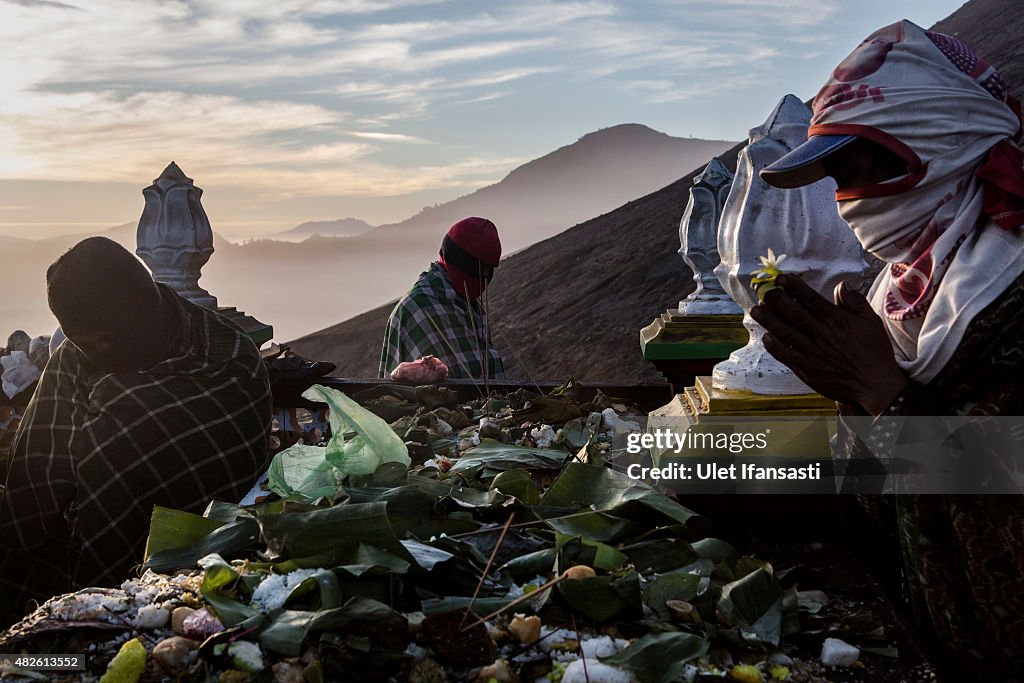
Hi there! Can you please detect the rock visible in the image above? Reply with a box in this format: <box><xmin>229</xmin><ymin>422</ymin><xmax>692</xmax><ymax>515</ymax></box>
<box><xmin>181</xmin><ymin>607</ymin><xmax>223</xmax><ymax>640</ymax></box>
<box><xmin>477</xmin><ymin>659</ymin><xmax>517</xmax><ymax>682</ymax></box>
<box><xmin>272</xmin><ymin>659</ymin><xmax>305</xmax><ymax>683</ymax></box>
<box><xmin>530</xmin><ymin>425</ymin><xmax>557</xmax><ymax>448</ymax></box>
<box><xmin>171</xmin><ymin>606</ymin><xmax>195</xmax><ymax>635</ymax></box>
<box><xmin>228</xmin><ymin>641</ymin><xmax>265</xmax><ymax>673</ymax></box>
<box><xmin>479</xmin><ymin>418</ymin><xmax>502</xmax><ymax>440</ymax></box>
<box><xmin>820</xmin><ymin>637</ymin><xmax>859</xmax><ymax>667</ymax></box>
<box><xmin>152</xmin><ymin>636</ymin><xmax>198</xmax><ymax>673</ymax></box>
<box><xmin>562</xmin><ymin>565</ymin><xmax>597</xmax><ymax>580</ymax></box>
<box><xmin>601</xmin><ymin>408</ymin><xmax>640</xmax><ymax>435</ymax></box>
<box><xmin>133</xmin><ymin>603</ymin><xmax>169</xmax><ymax>629</ymax></box>
<box><xmin>508</xmin><ymin>614</ymin><xmax>542</xmax><ymax>645</ymax></box>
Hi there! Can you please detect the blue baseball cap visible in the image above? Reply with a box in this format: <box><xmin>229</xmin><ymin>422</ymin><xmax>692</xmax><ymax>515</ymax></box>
<box><xmin>759</xmin><ymin>134</ymin><xmax>858</xmax><ymax>188</ymax></box>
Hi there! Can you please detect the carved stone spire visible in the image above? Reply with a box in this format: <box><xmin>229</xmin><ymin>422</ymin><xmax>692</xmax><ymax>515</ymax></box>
<box><xmin>136</xmin><ymin>162</ymin><xmax>217</xmax><ymax>308</ymax></box>
<box><xmin>678</xmin><ymin>158</ymin><xmax>741</xmax><ymax>314</ymax></box>
<box><xmin>712</xmin><ymin>95</ymin><xmax>870</xmax><ymax>394</ymax></box>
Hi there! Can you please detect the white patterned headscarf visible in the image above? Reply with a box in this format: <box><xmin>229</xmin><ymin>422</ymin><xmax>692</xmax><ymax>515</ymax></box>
<box><xmin>808</xmin><ymin>20</ymin><xmax>1024</xmax><ymax>383</ymax></box>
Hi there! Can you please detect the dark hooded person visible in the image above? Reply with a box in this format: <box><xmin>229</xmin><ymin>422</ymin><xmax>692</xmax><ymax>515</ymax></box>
<box><xmin>380</xmin><ymin>217</ymin><xmax>504</xmax><ymax>380</ymax></box>
<box><xmin>753</xmin><ymin>21</ymin><xmax>1024</xmax><ymax>678</ymax></box>
<box><xmin>0</xmin><ymin>237</ymin><xmax>272</xmax><ymax>626</ymax></box>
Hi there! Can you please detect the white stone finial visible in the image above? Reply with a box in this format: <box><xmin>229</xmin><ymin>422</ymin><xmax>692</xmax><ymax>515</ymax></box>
<box><xmin>678</xmin><ymin>158</ymin><xmax>741</xmax><ymax>315</ymax></box>
<box><xmin>136</xmin><ymin>161</ymin><xmax>217</xmax><ymax>308</ymax></box>
<box><xmin>712</xmin><ymin>95</ymin><xmax>869</xmax><ymax>394</ymax></box>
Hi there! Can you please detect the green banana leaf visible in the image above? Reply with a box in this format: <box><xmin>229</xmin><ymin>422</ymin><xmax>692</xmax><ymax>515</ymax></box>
<box><xmin>641</xmin><ymin>573</ymin><xmax>704</xmax><ymax>621</ymax></box>
<box><xmin>621</xmin><ymin>539</ymin><xmax>700</xmax><ymax>575</ymax></box>
<box><xmin>143</xmin><ymin>506</ymin><xmax>224</xmax><ymax>560</ymax></box>
<box><xmin>717</xmin><ymin>565</ymin><xmax>800</xmax><ymax>646</ymax></box>
<box><xmin>449</xmin><ymin>439</ymin><xmax>569</xmax><ymax>479</ymax></box>
<box><xmin>258</xmin><ymin>501</ymin><xmax>410</xmax><ymax>561</ymax></box>
<box><xmin>542</xmin><ymin>462</ymin><xmax>706</xmax><ymax>534</ymax></box>
<box><xmin>555</xmin><ymin>533</ymin><xmax>628</xmax><ymax>571</ymax></box>
<box><xmin>144</xmin><ymin>517</ymin><xmax>260</xmax><ymax>574</ymax></box>
<box><xmin>198</xmin><ymin>553</ymin><xmax>260</xmax><ymax>626</ymax></box>
<box><xmin>489</xmin><ymin>469</ymin><xmax>541</xmax><ymax>505</ymax></box>
<box><xmin>601</xmin><ymin>631</ymin><xmax>710</xmax><ymax>683</ymax></box>
<box><xmin>258</xmin><ymin>609</ymin><xmax>314</xmax><ymax>656</ymax></box>
<box><xmin>556</xmin><ymin>571</ymin><xmax>642</xmax><ymax>623</ymax></box>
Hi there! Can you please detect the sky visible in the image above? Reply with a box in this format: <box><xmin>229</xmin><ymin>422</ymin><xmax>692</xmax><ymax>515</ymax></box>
<box><xmin>0</xmin><ymin>0</ymin><xmax>965</xmax><ymax>240</ymax></box>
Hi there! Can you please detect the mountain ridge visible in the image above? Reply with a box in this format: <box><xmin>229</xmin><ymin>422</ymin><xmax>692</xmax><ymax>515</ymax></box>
<box><xmin>0</xmin><ymin>124</ymin><xmax>734</xmax><ymax>343</ymax></box>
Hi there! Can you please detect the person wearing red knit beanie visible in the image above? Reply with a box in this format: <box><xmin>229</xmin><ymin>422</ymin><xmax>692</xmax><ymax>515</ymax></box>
<box><xmin>380</xmin><ymin>217</ymin><xmax>505</xmax><ymax>380</ymax></box>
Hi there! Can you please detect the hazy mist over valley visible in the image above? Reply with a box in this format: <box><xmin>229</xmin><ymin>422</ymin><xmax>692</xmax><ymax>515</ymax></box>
<box><xmin>1</xmin><ymin>125</ymin><xmax>732</xmax><ymax>344</ymax></box>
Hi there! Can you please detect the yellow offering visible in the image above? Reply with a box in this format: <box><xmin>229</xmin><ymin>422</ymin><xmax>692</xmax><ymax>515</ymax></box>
<box><xmin>99</xmin><ymin>638</ymin><xmax>147</xmax><ymax>683</ymax></box>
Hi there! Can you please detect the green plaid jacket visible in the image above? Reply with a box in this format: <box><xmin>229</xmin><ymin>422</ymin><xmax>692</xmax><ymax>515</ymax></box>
<box><xmin>380</xmin><ymin>262</ymin><xmax>504</xmax><ymax>380</ymax></box>
<box><xmin>0</xmin><ymin>285</ymin><xmax>271</xmax><ymax>624</ymax></box>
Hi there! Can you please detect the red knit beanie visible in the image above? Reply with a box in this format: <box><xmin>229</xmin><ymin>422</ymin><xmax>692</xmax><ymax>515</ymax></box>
<box><xmin>447</xmin><ymin>217</ymin><xmax>500</xmax><ymax>265</ymax></box>
<box><xmin>439</xmin><ymin>217</ymin><xmax>501</xmax><ymax>300</ymax></box>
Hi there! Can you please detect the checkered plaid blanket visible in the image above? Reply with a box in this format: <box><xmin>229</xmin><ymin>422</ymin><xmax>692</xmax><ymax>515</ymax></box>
<box><xmin>0</xmin><ymin>285</ymin><xmax>271</xmax><ymax>624</ymax></box>
<box><xmin>379</xmin><ymin>262</ymin><xmax>504</xmax><ymax>380</ymax></box>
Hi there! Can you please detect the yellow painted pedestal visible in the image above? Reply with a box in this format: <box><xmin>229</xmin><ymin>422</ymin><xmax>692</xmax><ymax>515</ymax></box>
<box><xmin>647</xmin><ymin>376</ymin><xmax>837</xmax><ymax>462</ymax></box>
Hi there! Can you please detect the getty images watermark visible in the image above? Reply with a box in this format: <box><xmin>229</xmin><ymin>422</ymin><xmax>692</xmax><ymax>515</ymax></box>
<box><xmin>622</xmin><ymin>428</ymin><xmax>822</xmax><ymax>483</ymax></box>
<box><xmin>612</xmin><ymin>417</ymin><xmax>1024</xmax><ymax>494</ymax></box>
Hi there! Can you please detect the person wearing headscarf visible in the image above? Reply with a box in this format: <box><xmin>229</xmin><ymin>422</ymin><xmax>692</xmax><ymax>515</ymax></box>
<box><xmin>4</xmin><ymin>331</ymin><xmax>30</xmax><ymax>357</ymax></box>
<box><xmin>0</xmin><ymin>237</ymin><xmax>272</xmax><ymax>627</ymax></box>
<box><xmin>380</xmin><ymin>217</ymin><xmax>505</xmax><ymax>380</ymax></box>
<box><xmin>752</xmin><ymin>20</ymin><xmax>1024</xmax><ymax>678</ymax></box>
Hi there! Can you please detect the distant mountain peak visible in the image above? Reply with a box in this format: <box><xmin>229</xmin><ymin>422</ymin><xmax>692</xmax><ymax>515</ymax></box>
<box><xmin>271</xmin><ymin>217</ymin><xmax>375</xmax><ymax>241</ymax></box>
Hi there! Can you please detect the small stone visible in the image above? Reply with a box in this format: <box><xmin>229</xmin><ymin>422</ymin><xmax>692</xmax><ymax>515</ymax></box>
<box><xmin>477</xmin><ymin>659</ymin><xmax>516</xmax><ymax>682</ymax></box>
<box><xmin>181</xmin><ymin>607</ymin><xmax>223</xmax><ymax>640</ymax></box>
<box><xmin>134</xmin><ymin>604</ymin><xmax>169</xmax><ymax>629</ymax></box>
<box><xmin>152</xmin><ymin>636</ymin><xmax>198</xmax><ymax>673</ymax></box>
<box><xmin>820</xmin><ymin>637</ymin><xmax>860</xmax><ymax>667</ymax></box>
<box><xmin>479</xmin><ymin>418</ymin><xmax>502</xmax><ymax>440</ymax></box>
<box><xmin>272</xmin><ymin>659</ymin><xmax>305</xmax><ymax>683</ymax></box>
<box><xmin>228</xmin><ymin>640</ymin><xmax>265</xmax><ymax>673</ymax></box>
<box><xmin>508</xmin><ymin>614</ymin><xmax>542</xmax><ymax>645</ymax></box>
<box><xmin>171</xmin><ymin>606</ymin><xmax>196</xmax><ymax>635</ymax></box>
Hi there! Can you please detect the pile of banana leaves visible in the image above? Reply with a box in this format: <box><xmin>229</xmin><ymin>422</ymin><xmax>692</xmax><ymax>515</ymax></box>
<box><xmin>0</xmin><ymin>383</ymin><xmax>894</xmax><ymax>683</ymax></box>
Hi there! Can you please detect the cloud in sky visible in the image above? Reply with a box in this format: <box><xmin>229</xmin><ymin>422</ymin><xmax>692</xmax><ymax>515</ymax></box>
<box><xmin>0</xmin><ymin>0</ymin><xmax>965</xmax><ymax>228</ymax></box>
